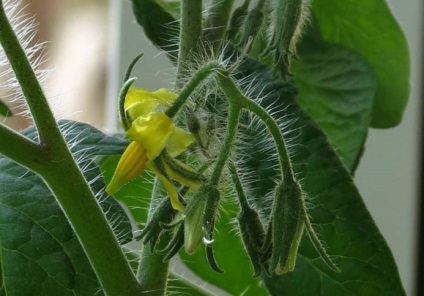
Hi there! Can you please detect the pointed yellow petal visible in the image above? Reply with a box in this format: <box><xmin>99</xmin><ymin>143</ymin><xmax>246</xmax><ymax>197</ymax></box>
<box><xmin>148</xmin><ymin>163</ymin><xmax>185</xmax><ymax>212</ymax></box>
<box><xmin>127</xmin><ymin>112</ymin><xmax>175</xmax><ymax>160</ymax></box>
<box><xmin>106</xmin><ymin>141</ymin><xmax>148</xmax><ymax>195</ymax></box>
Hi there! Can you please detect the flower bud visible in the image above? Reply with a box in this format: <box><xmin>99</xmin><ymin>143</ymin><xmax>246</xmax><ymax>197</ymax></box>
<box><xmin>238</xmin><ymin>205</ymin><xmax>266</xmax><ymax>277</ymax></box>
<box><xmin>184</xmin><ymin>185</ymin><xmax>220</xmax><ymax>254</ymax></box>
<box><xmin>270</xmin><ymin>176</ymin><xmax>304</xmax><ymax>274</ymax></box>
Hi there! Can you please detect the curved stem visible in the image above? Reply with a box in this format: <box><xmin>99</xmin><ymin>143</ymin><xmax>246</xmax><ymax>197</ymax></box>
<box><xmin>209</xmin><ymin>103</ymin><xmax>241</xmax><ymax>186</ymax></box>
<box><xmin>166</xmin><ymin>62</ymin><xmax>222</xmax><ymax>118</ymax></box>
<box><xmin>216</xmin><ymin>75</ymin><xmax>294</xmax><ymax>179</ymax></box>
<box><xmin>0</xmin><ymin>123</ymin><xmax>47</xmax><ymax>171</ymax></box>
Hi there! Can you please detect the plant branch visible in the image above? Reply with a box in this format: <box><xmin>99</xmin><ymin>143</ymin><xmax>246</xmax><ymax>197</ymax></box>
<box><xmin>166</xmin><ymin>62</ymin><xmax>221</xmax><ymax>118</ymax></box>
<box><xmin>0</xmin><ymin>3</ymin><xmax>59</xmax><ymax>144</ymax></box>
<box><xmin>0</xmin><ymin>122</ymin><xmax>47</xmax><ymax>171</ymax></box>
<box><xmin>217</xmin><ymin>74</ymin><xmax>294</xmax><ymax>179</ymax></box>
<box><xmin>204</xmin><ymin>0</ymin><xmax>235</xmax><ymax>53</ymax></box>
<box><xmin>209</xmin><ymin>102</ymin><xmax>241</xmax><ymax>186</ymax></box>
<box><xmin>176</xmin><ymin>0</ymin><xmax>203</xmax><ymax>85</ymax></box>
<box><xmin>137</xmin><ymin>179</ymin><xmax>171</xmax><ymax>296</ymax></box>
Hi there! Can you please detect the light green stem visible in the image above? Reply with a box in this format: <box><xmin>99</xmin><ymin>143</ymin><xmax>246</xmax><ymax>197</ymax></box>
<box><xmin>204</xmin><ymin>0</ymin><xmax>235</xmax><ymax>53</ymax></box>
<box><xmin>0</xmin><ymin>123</ymin><xmax>47</xmax><ymax>171</ymax></box>
<box><xmin>137</xmin><ymin>180</ymin><xmax>170</xmax><ymax>296</ymax></box>
<box><xmin>0</xmin><ymin>3</ymin><xmax>141</xmax><ymax>295</ymax></box>
<box><xmin>166</xmin><ymin>62</ymin><xmax>220</xmax><ymax>118</ymax></box>
<box><xmin>176</xmin><ymin>0</ymin><xmax>203</xmax><ymax>85</ymax></box>
<box><xmin>217</xmin><ymin>75</ymin><xmax>294</xmax><ymax>179</ymax></box>
<box><xmin>209</xmin><ymin>102</ymin><xmax>241</xmax><ymax>186</ymax></box>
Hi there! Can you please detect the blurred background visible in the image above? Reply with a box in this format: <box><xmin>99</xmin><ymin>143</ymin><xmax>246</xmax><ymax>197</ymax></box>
<box><xmin>0</xmin><ymin>0</ymin><xmax>422</xmax><ymax>295</ymax></box>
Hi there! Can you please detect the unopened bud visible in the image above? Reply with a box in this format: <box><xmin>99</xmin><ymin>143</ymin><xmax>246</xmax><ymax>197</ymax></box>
<box><xmin>184</xmin><ymin>185</ymin><xmax>220</xmax><ymax>254</ymax></box>
<box><xmin>270</xmin><ymin>176</ymin><xmax>304</xmax><ymax>274</ymax></box>
<box><xmin>238</xmin><ymin>205</ymin><xmax>266</xmax><ymax>277</ymax></box>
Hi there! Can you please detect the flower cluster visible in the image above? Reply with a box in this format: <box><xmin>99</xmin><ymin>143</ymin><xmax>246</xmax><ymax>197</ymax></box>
<box><xmin>106</xmin><ymin>87</ymin><xmax>198</xmax><ymax>211</ymax></box>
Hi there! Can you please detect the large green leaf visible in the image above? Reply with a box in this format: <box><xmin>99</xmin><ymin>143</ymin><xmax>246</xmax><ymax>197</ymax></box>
<box><xmin>311</xmin><ymin>0</ymin><xmax>409</xmax><ymax>128</ymax></box>
<box><xmin>0</xmin><ymin>121</ymin><xmax>132</xmax><ymax>295</ymax></box>
<box><xmin>178</xmin><ymin>58</ymin><xmax>405</xmax><ymax>295</ymax></box>
<box><xmin>131</xmin><ymin>0</ymin><xmax>179</xmax><ymax>62</ymax></box>
<box><xmin>0</xmin><ymin>100</ymin><xmax>11</xmax><ymax>117</ymax></box>
<box><xmin>292</xmin><ymin>32</ymin><xmax>377</xmax><ymax>171</ymax></box>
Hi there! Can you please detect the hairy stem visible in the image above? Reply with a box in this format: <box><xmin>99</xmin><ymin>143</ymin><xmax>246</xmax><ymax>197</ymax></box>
<box><xmin>176</xmin><ymin>0</ymin><xmax>203</xmax><ymax>86</ymax></box>
<box><xmin>217</xmin><ymin>75</ymin><xmax>294</xmax><ymax>179</ymax></box>
<box><xmin>209</xmin><ymin>102</ymin><xmax>241</xmax><ymax>186</ymax></box>
<box><xmin>166</xmin><ymin>62</ymin><xmax>220</xmax><ymax>118</ymax></box>
<box><xmin>137</xmin><ymin>180</ymin><xmax>170</xmax><ymax>296</ymax></box>
<box><xmin>0</xmin><ymin>123</ymin><xmax>47</xmax><ymax>171</ymax></box>
<box><xmin>0</xmin><ymin>3</ymin><xmax>141</xmax><ymax>295</ymax></box>
<box><xmin>204</xmin><ymin>0</ymin><xmax>235</xmax><ymax>53</ymax></box>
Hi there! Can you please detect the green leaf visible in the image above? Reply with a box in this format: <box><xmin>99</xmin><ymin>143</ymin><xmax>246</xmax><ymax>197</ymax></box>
<box><xmin>0</xmin><ymin>100</ymin><xmax>12</xmax><ymax>117</ymax></box>
<box><xmin>237</xmin><ymin>58</ymin><xmax>406</xmax><ymax>295</ymax></box>
<box><xmin>311</xmin><ymin>0</ymin><xmax>409</xmax><ymax>128</ymax></box>
<box><xmin>291</xmin><ymin>31</ymin><xmax>377</xmax><ymax>171</ymax></box>
<box><xmin>131</xmin><ymin>0</ymin><xmax>179</xmax><ymax>62</ymax></box>
<box><xmin>0</xmin><ymin>121</ymin><xmax>133</xmax><ymax>295</ymax></box>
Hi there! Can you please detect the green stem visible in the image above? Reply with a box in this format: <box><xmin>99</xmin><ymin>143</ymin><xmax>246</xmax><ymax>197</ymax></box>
<box><xmin>209</xmin><ymin>102</ymin><xmax>241</xmax><ymax>186</ymax></box>
<box><xmin>0</xmin><ymin>3</ymin><xmax>141</xmax><ymax>295</ymax></box>
<box><xmin>217</xmin><ymin>75</ymin><xmax>294</xmax><ymax>179</ymax></box>
<box><xmin>176</xmin><ymin>0</ymin><xmax>203</xmax><ymax>85</ymax></box>
<box><xmin>228</xmin><ymin>161</ymin><xmax>250</xmax><ymax>209</ymax></box>
<box><xmin>0</xmin><ymin>123</ymin><xmax>47</xmax><ymax>171</ymax></box>
<box><xmin>0</xmin><ymin>3</ymin><xmax>59</xmax><ymax>144</ymax></box>
<box><xmin>204</xmin><ymin>0</ymin><xmax>235</xmax><ymax>53</ymax></box>
<box><xmin>137</xmin><ymin>180</ymin><xmax>170</xmax><ymax>296</ymax></box>
<box><xmin>166</xmin><ymin>62</ymin><xmax>221</xmax><ymax>118</ymax></box>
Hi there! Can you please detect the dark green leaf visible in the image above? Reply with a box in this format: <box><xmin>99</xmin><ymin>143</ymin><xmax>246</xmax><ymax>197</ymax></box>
<box><xmin>131</xmin><ymin>0</ymin><xmax>179</xmax><ymax>62</ymax></box>
<box><xmin>311</xmin><ymin>0</ymin><xmax>409</xmax><ymax>128</ymax></box>
<box><xmin>237</xmin><ymin>58</ymin><xmax>405</xmax><ymax>295</ymax></box>
<box><xmin>0</xmin><ymin>100</ymin><xmax>12</xmax><ymax>117</ymax></box>
<box><xmin>0</xmin><ymin>121</ymin><xmax>133</xmax><ymax>295</ymax></box>
<box><xmin>292</xmin><ymin>31</ymin><xmax>377</xmax><ymax>171</ymax></box>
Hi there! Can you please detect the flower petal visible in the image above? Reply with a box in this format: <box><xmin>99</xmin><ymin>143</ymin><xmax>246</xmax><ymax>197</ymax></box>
<box><xmin>125</xmin><ymin>87</ymin><xmax>177</xmax><ymax>120</ymax></box>
<box><xmin>166</xmin><ymin>127</ymin><xmax>195</xmax><ymax>157</ymax></box>
<box><xmin>106</xmin><ymin>141</ymin><xmax>148</xmax><ymax>195</ymax></box>
<box><xmin>127</xmin><ymin>112</ymin><xmax>175</xmax><ymax>160</ymax></box>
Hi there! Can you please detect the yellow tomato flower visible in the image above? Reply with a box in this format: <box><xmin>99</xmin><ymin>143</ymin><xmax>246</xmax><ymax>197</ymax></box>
<box><xmin>106</xmin><ymin>87</ymin><xmax>196</xmax><ymax>211</ymax></box>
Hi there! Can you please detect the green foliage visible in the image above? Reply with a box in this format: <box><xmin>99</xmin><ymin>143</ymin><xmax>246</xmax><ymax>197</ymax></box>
<box><xmin>0</xmin><ymin>121</ymin><xmax>132</xmax><ymax>295</ymax></box>
<box><xmin>292</xmin><ymin>30</ymin><xmax>377</xmax><ymax>171</ymax></box>
<box><xmin>312</xmin><ymin>0</ymin><xmax>410</xmax><ymax>128</ymax></box>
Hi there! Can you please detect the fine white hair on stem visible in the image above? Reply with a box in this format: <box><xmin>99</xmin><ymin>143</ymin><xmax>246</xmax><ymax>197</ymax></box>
<box><xmin>0</xmin><ymin>0</ymin><xmax>50</xmax><ymax>119</ymax></box>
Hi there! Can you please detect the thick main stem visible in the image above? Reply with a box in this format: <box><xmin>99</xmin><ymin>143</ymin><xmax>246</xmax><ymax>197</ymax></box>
<box><xmin>137</xmin><ymin>180</ymin><xmax>170</xmax><ymax>296</ymax></box>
